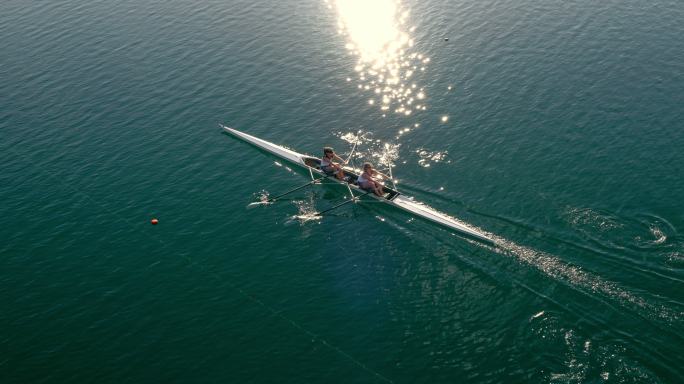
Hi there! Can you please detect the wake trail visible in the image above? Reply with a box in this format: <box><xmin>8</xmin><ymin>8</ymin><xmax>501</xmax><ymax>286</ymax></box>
<box><xmin>487</xmin><ymin>233</ymin><xmax>683</xmax><ymax>326</ymax></box>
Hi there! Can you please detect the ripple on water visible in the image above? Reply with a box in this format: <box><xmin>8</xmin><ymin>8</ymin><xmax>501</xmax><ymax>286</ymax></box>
<box><xmin>563</xmin><ymin>207</ymin><xmax>676</xmax><ymax>245</ymax></box>
<box><xmin>415</xmin><ymin>147</ymin><xmax>450</xmax><ymax>168</ymax></box>
<box><xmin>561</xmin><ymin>207</ymin><xmax>681</xmax><ymax>263</ymax></box>
<box><xmin>524</xmin><ymin>310</ymin><xmax>660</xmax><ymax>383</ymax></box>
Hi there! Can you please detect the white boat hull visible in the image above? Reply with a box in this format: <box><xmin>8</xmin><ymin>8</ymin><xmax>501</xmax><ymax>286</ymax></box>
<box><xmin>222</xmin><ymin>125</ymin><xmax>494</xmax><ymax>244</ymax></box>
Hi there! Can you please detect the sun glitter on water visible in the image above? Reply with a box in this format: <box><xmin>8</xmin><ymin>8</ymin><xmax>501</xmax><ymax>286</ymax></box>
<box><xmin>330</xmin><ymin>0</ymin><xmax>429</xmax><ymax>116</ymax></box>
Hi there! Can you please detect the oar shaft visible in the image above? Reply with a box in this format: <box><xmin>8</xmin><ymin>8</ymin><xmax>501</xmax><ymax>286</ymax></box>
<box><xmin>268</xmin><ymin>179</ymin><xmax>320</xmax><ymax>202</ymax></box>
<box><xmin>345</xmin><ymin>130</ymin><xmax>362</xmax><ymax>164</ymax></box>
<box><xmin>316</xmin><ymin>191</ymin><xmax>372</xmax><ymax>216</ymax></box>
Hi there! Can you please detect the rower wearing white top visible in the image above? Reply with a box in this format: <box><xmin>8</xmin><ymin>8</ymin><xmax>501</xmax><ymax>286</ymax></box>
<box><xmin>320</xmin><ymin>147</ymin><xmax>347</xmax><ymax>180</ymax></box>
<box><xmin>357</xmin><ymin>162</ymin><xmax>388</xmax><ymax>196</ymax></box>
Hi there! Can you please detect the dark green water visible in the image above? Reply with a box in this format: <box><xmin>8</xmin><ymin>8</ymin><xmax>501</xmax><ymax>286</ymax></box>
<box><xmin>2</xmin><ymin>0</ymin><xmax>683</xmax><ymax>382</ymax></box>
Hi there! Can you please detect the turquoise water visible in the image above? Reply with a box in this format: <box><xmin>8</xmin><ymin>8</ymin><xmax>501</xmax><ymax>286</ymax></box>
<box><xmin>1</xmin><ymin>0</ymin><xmax>683</xmax><ymax>382</ymax></box>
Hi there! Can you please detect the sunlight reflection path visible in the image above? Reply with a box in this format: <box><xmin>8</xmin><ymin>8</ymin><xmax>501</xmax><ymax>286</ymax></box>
<box><xmin>330</xmin><ymin>0</ymin><xmax>429</xmax><ymax>117</ymax></box>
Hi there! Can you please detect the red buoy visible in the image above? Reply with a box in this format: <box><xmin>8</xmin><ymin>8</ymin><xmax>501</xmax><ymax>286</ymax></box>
<box><xmin>151</xmin><ymin>218</ymin><xmax>159</xmax><ymax>225</ymax></box>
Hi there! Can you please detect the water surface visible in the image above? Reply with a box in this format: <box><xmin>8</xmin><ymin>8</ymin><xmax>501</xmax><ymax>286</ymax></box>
<box><xmin>1</xmin><ymin>0</ymin><xmax>683</xmax><ymax>382</ymax></box>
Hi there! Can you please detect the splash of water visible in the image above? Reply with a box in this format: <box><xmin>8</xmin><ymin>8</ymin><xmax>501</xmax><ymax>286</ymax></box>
<box><xmin>339</xmin><ymin>131</ymin><xmax>363</xmax><ymax>146</ymax></box>
<box><xmin>649</xmin><ymin>224</ymin><xmax>667</xmax><ymax>245</ymax></box>
<box><xmin>286</xmin><ymin>199</ymin><xmax>322</xmax><ymax>225</ymax></box>
<box><xmin>335</xmin><ymin>131</ymin><xmax>400</xmax><ymax>176</ymax></box>
<box><xmin>416</xmin><ymin>148</ymin><xmax>449</xmax><ymax>168</ymax></box>
<box><xmin>375</xmin><ymin>142</ymin><xmax>400</xmax><ymax>169</ymax></box>
<box><xmin>247</xmin><ymin>190</ymin><xmax>272</xmax><ymax>208</ymax></box>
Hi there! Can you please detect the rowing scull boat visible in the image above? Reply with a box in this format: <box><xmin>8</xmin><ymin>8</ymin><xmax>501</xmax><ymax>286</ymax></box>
<box><xmin>222</xmin><ymin>125</ymin><xmax>494</xmax><ymax>244</ymax></box>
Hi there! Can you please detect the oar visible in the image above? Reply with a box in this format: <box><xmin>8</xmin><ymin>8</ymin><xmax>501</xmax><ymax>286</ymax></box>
<box><xmin>315</xmin><ymin>190</ymin><xmax>372</xmax><ymax>216</ymax></box>
<box><xmin>344</xmin><ymin>130</ymin><xmax>362</xmax><ymax>164</ymax></box>
<box><xmin>385</xmin><ymin>165</ymin><xmax>396</xmax><ymax>191</ymax></box>
<box><xmin>266</xmin><ymin>178</ymin><xmax>321</xmax><ymax>202</ymax></box>
<box><xmin>341</xmin><ymin>130</ymin><xmax>362</xmax><ymax>200</ymax></box>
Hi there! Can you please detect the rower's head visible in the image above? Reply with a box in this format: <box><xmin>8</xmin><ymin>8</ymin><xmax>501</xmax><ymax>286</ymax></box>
<box><xmin>363</xmin><ymin>162</ymin><xmax>373</xmax><ymax>171</ymax></box>
<box><xmin>323</xmin><ymin>147</ymin><xmax>334</xmax><ymax>157</ymax></box>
